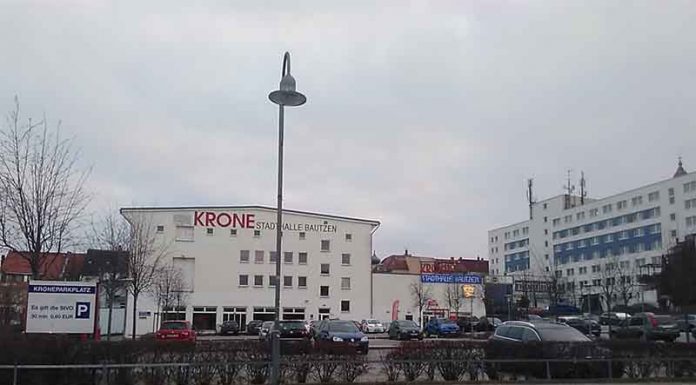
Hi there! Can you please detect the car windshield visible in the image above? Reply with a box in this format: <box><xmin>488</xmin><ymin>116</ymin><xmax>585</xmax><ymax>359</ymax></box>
<box><xmin>280</xmin><ymin>321</ymin><xmax>305</xmax><ymax>330</ymax></box>
<box><xmin>397</xmin><ymin>320</ymin><xmax>418</xmax><ymax>327</ymax></box>
<box><xmin>367</xmin><ymin>320</ymin><xmax>379</xmax><ymax>324</ymax></box>
<box><xmin>161</xmin><ymin>322</ymin><xmax>187</xmax><ymax>330</ymax></box>
<box><xmin>262</xmin><ymin>322</ymin><xmax>274</xmax><ymax>328</ymax></box>
<box><xmin>536</xmin><ymin>325</ymin><xmax>591</xmax><ymax>342</ymax></box>
<box><xmin>329</xmin><ymin>321</ymin><xmax>359</xmax><ymax>333</ymax></box>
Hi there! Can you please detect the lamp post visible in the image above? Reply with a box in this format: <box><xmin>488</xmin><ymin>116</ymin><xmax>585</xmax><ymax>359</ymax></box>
<box><xmin>268</xmin><ymin>52</ymin><xmax>306</xmax><ymax>385</ymax></box>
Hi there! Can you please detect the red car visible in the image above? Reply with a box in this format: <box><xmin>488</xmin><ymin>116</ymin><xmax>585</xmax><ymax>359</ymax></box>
<box><xmin>156</xmin><ymin>320</ymin><xmax>197</xmax><ymax>343</ymax></box>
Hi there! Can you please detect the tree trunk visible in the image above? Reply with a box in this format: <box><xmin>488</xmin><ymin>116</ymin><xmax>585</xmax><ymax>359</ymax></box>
<box><xmin>131</xmin><ymin>293</ymin><xmax>138</xmax><ymax>340</ymax></box>
<box><xmin>107</xmin><ymin>294</ymin><xmax>113</xmax><ymax>341</ymax></box>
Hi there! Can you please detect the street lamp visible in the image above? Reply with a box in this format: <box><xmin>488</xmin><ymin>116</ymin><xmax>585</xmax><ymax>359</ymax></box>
<box><xmin>268</xmin><ymin>52</ymin><xmax>306</xmax><ymax>385</ymax></box>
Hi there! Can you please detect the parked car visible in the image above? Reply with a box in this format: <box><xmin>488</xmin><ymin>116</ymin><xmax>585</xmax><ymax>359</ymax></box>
<box><xmin>219</xmin><ymin>320</ymin><xmax>240</xmax><ymax>335</ymax></box>
<box><xmin>246</xmin><ymin>320</ymin><xmax>264</xmax><ymax>335</ymax></box>
<box><xmin>361</xmin><ymin>319</ymin><xmax>386</xmax><ymax>333</ymax></box>
<box><xmin>599</xmin><ymin>312</ymin><xmax>630</xmax><ymax>326</ymax></box>
<box><xmin>277</xmin><ymin>320</ymin><xmax>310</xmax><ymax>339</ymax></box>
<box><xmin>425</xmin><ymin>318</ymin><xmax>460</xmax><ymax>337</ymax></box>
<box><xmin>259</xmin><ymin>321</ymin><xmax>274</xmax><ymax>340</ymax></box>
<box><xmin>558</xmin><ymin>316</ymin><xmax>601</xmax><ymax>337</ymax></box>
<box><xmin>388</xmin><ymin>320</ymin><xmax>423</xmax><ymax>340</ymax></box>
<box><xmin>611</xmin><ymin>312</ymin><xmax>680</xmax><ymax>342</ymax></box>
<box><xmin>474</xmin><ymin>317</ymin><xmax>502</xmax><ymax>332</ymax></box>
<box><xmin>487</xmin><ymin>321</ymin><xmax>619</xmax><ymax>379</ymax></box>
<box><xmin>456</xmin><ymin>316</ymin><xmax>479</xmax><ymax>333</ymax></box>
<box><xmin>675</xmin><ymin>314</ymin><xmax>696</xmax><ymax>332</ymax></box>
<box><xmin>314</xmin><ymin>320</ymin><xmax>369</xmax><ymax>354</ymax></box>
<box><xmin>155</xmin><ymin>320</ymin><xmax>197</xmax><ymax>343</ymax></box>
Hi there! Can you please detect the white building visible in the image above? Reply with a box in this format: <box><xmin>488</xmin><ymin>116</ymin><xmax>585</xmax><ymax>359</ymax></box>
<box><xmin>488</xmin><ymin>160</ymin><xmax>696</xmax><ymax>310</ymax></box>
<box><xmin>120</xmin><ymin>205</ymin><xmax>379</xmax><ymax>337</ymax></box>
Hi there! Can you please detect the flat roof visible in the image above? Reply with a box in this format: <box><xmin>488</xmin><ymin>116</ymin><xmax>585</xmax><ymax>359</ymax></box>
<box><xmin>120</xmin><ymin>205</ymin><xmax>381</xmax><ymax>226</ymax></box>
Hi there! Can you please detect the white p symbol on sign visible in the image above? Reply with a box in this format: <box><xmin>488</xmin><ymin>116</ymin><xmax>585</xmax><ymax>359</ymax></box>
<box><xmin>75</xmin><ymin>302</ymin><xmax>90</xmax><ymax>319</ymax></box>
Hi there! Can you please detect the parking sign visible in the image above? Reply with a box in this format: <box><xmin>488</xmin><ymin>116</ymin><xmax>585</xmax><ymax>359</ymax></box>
<box><xmin>26</xmin><ymin>281</ymin><xmax>97</xmax><ymax>334</ymax></box>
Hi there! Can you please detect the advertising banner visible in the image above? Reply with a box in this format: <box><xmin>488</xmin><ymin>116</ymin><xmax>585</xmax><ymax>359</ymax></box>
<box><xmin>26</xmin><ymin>280</ymin><xmax>97</xmax><ymax>334</ymax></box>
<box><xmin>420</xmin><ymin>274</ymin><xmax>482</xmax><ymax>284</ymax></box>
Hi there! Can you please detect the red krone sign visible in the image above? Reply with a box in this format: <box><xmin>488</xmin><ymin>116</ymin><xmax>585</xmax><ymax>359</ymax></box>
<box><xmin>193</xmin><ymin>211</ymin><xmax>256</xmax><ymax>229</ymax></box>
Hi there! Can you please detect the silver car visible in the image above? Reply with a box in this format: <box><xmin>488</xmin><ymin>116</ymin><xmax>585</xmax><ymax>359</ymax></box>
<box><xmin>259</xmin><ymin>321</ymin><xmax>274</xmax><ymax>340</ymax></box>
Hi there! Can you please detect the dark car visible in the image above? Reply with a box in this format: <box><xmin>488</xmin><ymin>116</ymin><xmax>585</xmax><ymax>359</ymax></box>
<box><xmin>456</xmin><ymin>316</ymin><xmax>479</xmax><ymax>333</ymax></box>
<box><xmin>425</xmin><ymin>318</ymin><xmax>460</xmax><ymax>337</ymax></box>
<box><xmin>155</xmin><ymin>320</ymin><xmax>197</xmax><ymax>343</ymax></box>
<box><xmin>612</xmin><ymin>312</ymin><xmax>680</xmax><ymax>342</ymax></box>
<box><xmin>246</xmin><ymin>320</ymin><xmax>264</xmax><ymax>335</ymax></box>
<box><xmin>314</xmin><ymin>320</ymin><xmax>368</xmax><ymax>354</ymax></box>
<box><xmin>599</xmin><ymin>312</ymin><xmax>630</xmax><ymax>326</ymax></box>
<box><xmin>559</xmin><ymin>316</ymin><xmax>601</xmax><ymax>337</ymax></box>
<box><xmin>219</xmin><ymin>320</ymin><xmax>240</xmax><ymax>335</ymax></box>
<box><xmin>277</xmin><ymin>320</ymin><xmax>310</xmax><ymax>339</ymax></box>
<box><xmin>487</xmin><ymin>321</ymin><xmax>620</xmax><ymax>379</ymax></box>
<box><xmin>474</xmin><ymin>317</ymin><xmax>502</xmax><ymax>332</ymax></box>
<box><xmin>310</xmin><ymin>319</ymin><xmax>325</xmax><ymax>339</ymax></box>
<box><xmin>388</xmin><ymin>320</ymin><xmax>423</xmax><ymax>340</ymax></box>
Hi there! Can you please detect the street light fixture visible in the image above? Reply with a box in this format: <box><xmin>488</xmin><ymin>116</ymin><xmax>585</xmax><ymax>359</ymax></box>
<box><xmin>268</xmin><ymin>52</ymin><xmax>306</xmax><ymax>385</ymax></box>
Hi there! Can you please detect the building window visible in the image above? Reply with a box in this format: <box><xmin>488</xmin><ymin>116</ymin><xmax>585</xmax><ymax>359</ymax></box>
<box><xmin>340</xmin><ymin>300</ymin><xmax>350</xmax><ymax>312</ymax></box>
<box><xmin>523</xmin><ymin>227</ymin><xmax>529</xmax><ymax>235</ymax></box>
<box><xmin>239</xmin><ymin>275</ymin><xmax>249</xmax><ymax>286</ymax></box>
<box><xmin>545</xmin><ymin>254</ymin><xmax>549</xmax><ymax>260</ymax></box>
<box><xmin>254</xmin><ymin>275</ymin><xmax>263</xmax><ymax>287</ymax></box>
<box><xmin>544</xmin><ymin>240</ymin><xmax>548</xmax><ymax>247</ymax></box>
<box><xmin>544</xmin><ymin>216</ymin><xmax>548</xmax><ymax>223</ymax></box>
<box><xmin>576</xmin><ymin>212</ymin><xmax>585</xmax><ymax>220</ymax></box>
<box><xmin>345</xmin><ymin>233</ymin><xmax>352</xmax><ymax>241</ymax></box>
<box><xmin>298</xmin><ymin>276</ymin><xmax>307</xmax><ymax>288</ymax></box>
<box><xmin>270</xmin><ymin>251</ymin><xmax>278</xmax><ymax>263</ymax></box>
<box><xmin>255</xmin><ymin>250</ymin><xmax>264</xmax><ymax>263</ymax></box>
<box><xmin>206</xmin><ymin>228</ymin><xmax>214</xmax><ymax>235</ymax></box>
<box><xmin>341</xmin><ymin>277</ymin><xmax>351</xmax><ymax>290</ymax></box>
<box><xmin>590</xmin><ymin>208</ymin><xmax>598</xmax><ymax>217</ymax></box>
<box><xmin>555</xmin><ymin>270</ymin><xmax>562</xmax><ymax>278</ymax></box>
<box><xmin>284</xmin><ymin>252</ymin><xmax>293</xmax><ymax>264</ymax></box>
<box><xmin>553</xmin><ymin>218</ymin><xmax>560</xmax><ymax>226</ymax></box>
<box><xmin>684</xmin><ymin>181</ymin><xmax>696</xmax><ymax>193</ymax></box>
<box><xmin>298</xmin><ymin>252</ymin><xmax>308</xmax><ymax>264</ymax></box>
<box><xmin>320</xmin><ymin>286</ymin><xmax>329</xmax><ymax>297</ymax></box>
<box><xmin>320</xmin><ymin>264</ymin><xmax>330</xmax><ymax>275</ymax></box>
<box><xmin>341</xmin><ymin>253</ymin><xmax>351</xmax><ymax>265</ymax></box>
<box><xmin>686</xmin><ymin>198</ymin><xmax>696</xmax><ymax>209</ymax></box>
<box><xmin>671</xmin><ymin>229</ymin><xmax>678</xmax><ymax>238</ymax></box>
<box><xmin>617</xmin><ymin>200</ymin><xmax>627</xmax><ymax>210</ymax></box>
<box><xmin>230</xmin><ymin>228</ymin><xmax>237</xmax><ymax>237</ymax></box>
<box><xmin>254</xmin><ymin>230</ymin><xmax>261</xmax><ymax>238</ymax></box>
<box><xmin>240</xmin><ymin>250</ymin><xmax>250</xmax><ymax>263</ymax></box>
<box><xmin>686</xmin><ymin>216</ymin><xmax>696</xmax><ymax>228</ymax></box>
<box><xmin>648</xmin><ymin>191</ymin><xmax>660</xmax><ymax>202</ymax></box>
<box><xmin>602</xmin><ymin>204</ymin><xmax>612</xmax><ymax>214</ymax></box>
<box><xmin>543</xmin><ymin>203</ymin><xmax>548</xmax><ymax>209</ymax></box>
<box><xmin>175</xmin><ymin>225</ymin><xmax>194</xmax><ymax>242</ymax></box>
<box><xmin>670</xmin><ymin>196</ymin><xmax>675</xmax><ymax>204</ymax></box>
<box><xmin>320</xmin><ymin>240</ymin><xmax>330</xmax><ymax>252</ymax></box>
<box><xmin>283</xmin><ymin>276</ymin><xmax>292</xmax><ymax>287</ymax></box>
<box><xmin>269</xmin><ymin>275</ymin><xmax>278</xmax><ymax>287</ymax></box>
<box><xmin>566</xmin><ymin>268</ymin><xmax>574</xmax><ymax>276</ymax></box>
<box><xmin>299</xmin><ymin>232</ymin><xmax>306</xmax><ymax>240</ymax></box>
<box><xmin>156</xmin><ymin>225</ymin><xmax>164</xmax><ymax>233</ymax></box>
<box><xmin>631</xmin><ymin>196</ymin><xmax>643</xmax><ymax>206</ymax></box>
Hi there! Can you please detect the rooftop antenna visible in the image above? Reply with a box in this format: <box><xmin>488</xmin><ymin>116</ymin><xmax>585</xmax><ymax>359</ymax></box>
<box><xmin>579</xmin><ymin>171</ymin><xmax>587</xmax><ymax>205</ymax></box>
<box><xmin>563</xmin><ymin>169</ymin><xmax>575</xmax><ymax>209</ymax></box>
<box><xmin>526</xmin><ymin>178</ymin><xmax>535</xmax><ymax>219</ymax></box>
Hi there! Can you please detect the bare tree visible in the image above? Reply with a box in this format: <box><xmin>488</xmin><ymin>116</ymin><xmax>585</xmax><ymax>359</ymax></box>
<box><xmin>409</xmin><ymin>281</ymin><xmax>432</xmax><ymax>326</ymax></box>
<box><xmin>93</xmin><ymin>212</ymin><xmax>168</xmax><ymax>339</ymax></box>
<box><xmin>0</xmin><ymin>99</ymin><xmax>89</xmax><ymax>278</ymax></box>
<box><xmin>442</xmin><ymin>283</ymin><xmax>461</xmax><ymax>317</ymax></box>
<box><xmin>151</xmin><ymin>263</ymin><xmax>188</xmax><ymax>325</ymax></box>
<box><xmin>597</xmin><ymin>258</ymin><xmax>620</xmax><ymax>313</ymax></box>
<box><xmin>615</xmin><ymin>264</ymin><xmax>639</xmax><ymax>308</ymax></box>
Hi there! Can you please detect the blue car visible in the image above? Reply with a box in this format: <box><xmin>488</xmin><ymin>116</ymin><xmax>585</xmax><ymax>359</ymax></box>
<box><xmin>314</xmin><ymin>320</ymin><xmax>369</xmax><ymax>354</ymax></box>
<box><xmin>425</xmin><ymin>318</ymin><xmax>460</xmax><ymax>337</ymax></box>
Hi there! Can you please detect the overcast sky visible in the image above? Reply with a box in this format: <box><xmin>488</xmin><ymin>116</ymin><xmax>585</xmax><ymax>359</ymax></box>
<box><xmin>2</xmin><ymin>1</ymin><xmax>695</xmax><ymax>259</ymax></box>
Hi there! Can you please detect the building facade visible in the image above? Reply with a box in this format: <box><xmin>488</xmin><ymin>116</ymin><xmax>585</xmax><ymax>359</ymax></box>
<box><xmin>372</xmin><ymin>252</ymin><xmax>489</xmax><ymax>324</ymax></box>
<box><xmin>120</xmin><ymin>206</ymin><xmax>379</xmax><ymax>337</ymax></box>
<box><xmin>488</xmin><ymin>161</ymin><xmax>696</xmax><ymax>310</ymax></box>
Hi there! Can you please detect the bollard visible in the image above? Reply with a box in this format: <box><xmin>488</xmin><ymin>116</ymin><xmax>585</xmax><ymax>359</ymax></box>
<box><xmin>546</xmin><ymin>361</ymin><xmax>551</xmax><ymax>379</ymax></box>
<box><xmin>13</xmin><ymin>365</ymin><xmax>17</xmax><ymax>385</ymax></box>
<box><xmin>607</xmin><ymin>359</ymin><xmax>613</xmax><ymax>379</ymax></box>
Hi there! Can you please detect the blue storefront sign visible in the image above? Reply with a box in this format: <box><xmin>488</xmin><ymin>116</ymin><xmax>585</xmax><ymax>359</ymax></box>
<box><xmin>420</xmin><ymin>274</ymin><xmax>482</xmax><ymax>284</ymax></box>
